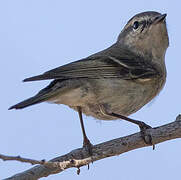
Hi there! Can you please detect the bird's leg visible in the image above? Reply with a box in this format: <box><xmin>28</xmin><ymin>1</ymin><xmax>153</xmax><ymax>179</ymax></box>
<box><xmin>110</xmin><ymin>112</ymin><xmax>155</xmax><ymax>149</ymax></box>
<box><xmin>100</xmin><ymin>105</ymin><xmax>155</xmax><ymax>149</ymax></box>
<box><xmin>77</xmin><ymin>106</ymin><xmax>93</xmax><ymax>155</ymax></box>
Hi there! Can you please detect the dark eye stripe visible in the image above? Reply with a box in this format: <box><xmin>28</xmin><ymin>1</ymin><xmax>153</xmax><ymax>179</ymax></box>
<box><xmin>140</xmin><ymin>20</ymin><xmax>146</xmax><ymax>32</ymax></box>
<box><xmin>119</xmin><ymin>19</ymin><xmax>149</xmax><ymax>39</ymax></box>
<box><xmin>133</xmin><ymin>20</ymin><xmax>147</xmax><ymax>32</ymax></box>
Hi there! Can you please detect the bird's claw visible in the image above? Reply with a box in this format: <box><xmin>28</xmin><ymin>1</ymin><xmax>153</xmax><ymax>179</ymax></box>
<box><xmin>139</xmin><ymin>122</ymin><xmax>155</xmax><ymax>150</ymax></box>
<box><xmin>83</xmin><ymin>138</ymin><xmax>93</xmax><ymax>156</ymax></box>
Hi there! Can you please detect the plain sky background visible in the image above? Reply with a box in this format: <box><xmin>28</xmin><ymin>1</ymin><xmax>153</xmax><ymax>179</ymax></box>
<box><xmin>0</xmin><ymin>0</ymin><xmax>181</xmax><ymax>179</ymax></box>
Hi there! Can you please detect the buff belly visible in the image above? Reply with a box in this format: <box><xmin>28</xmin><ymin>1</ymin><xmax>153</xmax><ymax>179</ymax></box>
<box><xmin>47</xmin><ymin>78</ymin><xmax>164</xmax><ymax>120</ymax></box>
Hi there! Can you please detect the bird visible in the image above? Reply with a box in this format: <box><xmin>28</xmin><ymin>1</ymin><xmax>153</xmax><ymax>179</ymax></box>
<box><xmin>9</xmin><ymin>11</ymin><xmax>169</xmax><ymax>154</ymax></box>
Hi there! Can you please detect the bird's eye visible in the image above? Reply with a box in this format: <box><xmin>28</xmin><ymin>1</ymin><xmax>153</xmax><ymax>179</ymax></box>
<box><xmin>133</xmin><ymin>21</ymin><xmax>139</xmax><ymax>30</ymax></box>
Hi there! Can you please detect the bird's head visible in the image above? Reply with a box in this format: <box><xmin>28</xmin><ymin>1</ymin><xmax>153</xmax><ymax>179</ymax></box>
<box><xmin>117</xmin><ymin>11</ymin><xmax>169</xmax><ymax>59</ymax></box>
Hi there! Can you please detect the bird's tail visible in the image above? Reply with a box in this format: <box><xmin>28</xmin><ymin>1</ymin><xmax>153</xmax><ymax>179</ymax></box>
<box><xmin>9</xmin><ymin>80</ymin><xmax>63</xmax><ymax>110</ymax></box>
<box><xmin>8</xmin><ymin>95</ymin><xmax>46</xmax><ymax>110</ymax></box>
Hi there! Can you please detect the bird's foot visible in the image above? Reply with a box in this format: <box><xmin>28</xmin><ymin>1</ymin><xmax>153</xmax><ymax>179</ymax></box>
<box><xmin>83</xmin><ymin>137</ymin><xmax>93</xmax><ymax>156</ymax></box>
<box><xmin>138</xmin><ymin>122</ymin><xmax>155</xmax><ymax>150</ymax></box>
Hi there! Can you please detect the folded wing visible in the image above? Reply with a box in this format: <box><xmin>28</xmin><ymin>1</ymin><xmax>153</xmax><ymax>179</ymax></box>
<box><xmin>23</xmin><ymin>51</ymin><xmax>159</xmax><ymax>82</ymax></box>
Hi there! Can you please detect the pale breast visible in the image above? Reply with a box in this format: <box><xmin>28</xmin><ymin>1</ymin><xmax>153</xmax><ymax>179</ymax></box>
<box><xmin>78</xmin><ymin>77</ymin><xmax>165</xmax><ymax>120</ymax></box>
<box><xmin>47</xmin><ymin>77</ymin><xmax>165</xmax><ymax>121</ymax></box>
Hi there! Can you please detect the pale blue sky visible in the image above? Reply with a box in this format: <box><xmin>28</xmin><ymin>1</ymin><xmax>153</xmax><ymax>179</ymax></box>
<box><xmin>0</xmin><ymin>0</ymin><xmax>181</xmax><ymax>179</ymax></box>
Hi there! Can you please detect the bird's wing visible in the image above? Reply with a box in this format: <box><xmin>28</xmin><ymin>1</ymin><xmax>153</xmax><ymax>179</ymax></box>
<box><xmin>23</xmin><ymin>54</ymin><xmax>159</xmax><ymax>82</ymax></box>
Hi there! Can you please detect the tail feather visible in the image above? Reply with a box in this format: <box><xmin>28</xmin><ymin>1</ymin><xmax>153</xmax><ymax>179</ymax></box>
<box><xmin>8</xmin><ymin>95</ymin><xmax>45</xmax><ymax>110</ymax></box>
<box><xmin>9</xmin><ymin>80</ymin><xmax>62</xmax><ymax>110</ymax></box>
<box><xmin>23</xmin><ymin>74</ymin><xmax>53</xmax><ymax>82</ymax></box>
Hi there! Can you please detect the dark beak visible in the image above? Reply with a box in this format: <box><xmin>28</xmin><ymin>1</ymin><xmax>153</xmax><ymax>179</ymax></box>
<box><xmin>153</xmin><ymin>14</ymin><xmax>167</xmax><ymax>24</ymax></box>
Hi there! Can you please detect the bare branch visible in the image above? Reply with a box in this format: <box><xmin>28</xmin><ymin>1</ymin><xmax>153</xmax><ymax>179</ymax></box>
<box><xmin>2</xmin><ymin>115</ymin><xmax>181</xmax><ymax>180</ymax></box>
<box><xmin>0</xmin><ymin>154</ymin><xmax>46</xmax><ymax>165</ymax></box>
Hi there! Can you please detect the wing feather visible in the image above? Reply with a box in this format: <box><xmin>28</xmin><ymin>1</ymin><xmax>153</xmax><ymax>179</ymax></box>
<box><xmin>23</xmin><ymin>48</ymin><xmax>159</xmax><ymax>82</ymax></box>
